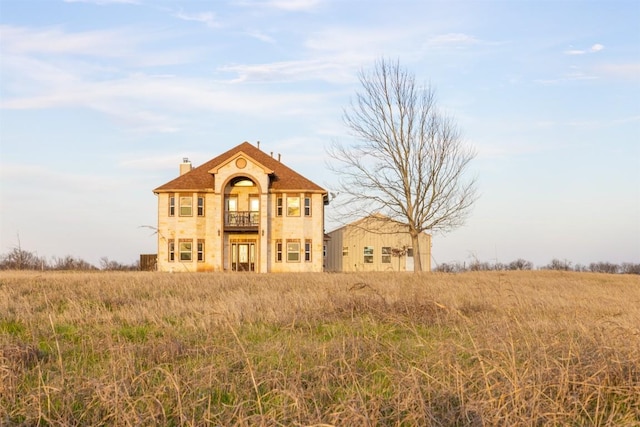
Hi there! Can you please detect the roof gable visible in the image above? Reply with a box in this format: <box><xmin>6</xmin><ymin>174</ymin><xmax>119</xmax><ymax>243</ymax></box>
<box><xmin>154</xmin><ymin>141</ymin><xmax>326</xmax><ymax>193</ymax></box>
<box><xmin>328</xmin><ymin>213</ymin><xmax>430</xmax><ymax>236</ymax></box>
<box><xmin>207</xmin><ymin>150</ymin><xmax>274</xmax><ymax>175</ymax></box>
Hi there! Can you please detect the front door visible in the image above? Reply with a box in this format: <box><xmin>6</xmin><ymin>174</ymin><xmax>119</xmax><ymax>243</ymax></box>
<box><xmin>231</xmin><ymin>242</ymin><xmax>255</xmax><ymax>271</ymax></box>
<box><xmin>405</xmin><ymin>247</ymin><xmax>414</xmax><ymax>272</ymax></box>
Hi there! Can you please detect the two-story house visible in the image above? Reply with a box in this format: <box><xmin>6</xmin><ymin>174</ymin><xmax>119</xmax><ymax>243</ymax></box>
<box><xmin>153</xmin><ymin>141</ymin><xmax>328</xmax><ymax>272</ymax></box>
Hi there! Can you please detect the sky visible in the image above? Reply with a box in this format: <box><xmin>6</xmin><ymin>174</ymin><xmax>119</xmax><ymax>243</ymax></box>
<box><xmin>1</xmin><ymin>0</ymin><xmax>639</xmax><ymax>269</ymax></box>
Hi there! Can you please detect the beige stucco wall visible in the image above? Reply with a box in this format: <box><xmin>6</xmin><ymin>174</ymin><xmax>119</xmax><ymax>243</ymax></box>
<box><xmin>267</xmin><ymin>192</ymin><xmax>325</xmax><ymax>273</ymax></box>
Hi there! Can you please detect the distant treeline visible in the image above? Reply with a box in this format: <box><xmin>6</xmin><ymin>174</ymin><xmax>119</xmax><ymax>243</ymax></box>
<box><xmin>0</xmin><ymin>247</ymin><xmax>138</xmax><ymax>271</ymax></box>
<box><xmin>435</xmin><ymin>258</ymin><xmax>640</xmax><ymax>274</ymax></box>
<box><xmin>1</xmin><ymin>247</ymin><xmax>638</xmax><ymax>274</ymax></box>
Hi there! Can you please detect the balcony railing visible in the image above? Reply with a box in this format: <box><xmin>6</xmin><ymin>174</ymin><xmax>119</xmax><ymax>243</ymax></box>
<box><xmin>225</xmin><ymin>211</ymin><xmax>259</xmax><ymax>228</ymax></box>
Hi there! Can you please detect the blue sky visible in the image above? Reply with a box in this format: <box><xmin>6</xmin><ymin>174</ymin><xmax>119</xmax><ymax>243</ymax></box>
<box><xmin>1</xmin><ymin>0</ymin><xmax>638</xmax><ymax>268</ymax></box>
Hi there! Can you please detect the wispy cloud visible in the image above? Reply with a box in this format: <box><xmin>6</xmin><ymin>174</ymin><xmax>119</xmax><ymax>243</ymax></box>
<box><xmin>244</xmin><ymin>30</ymin><xmax>277</xmax><ymax>44</ymax></box>
<box><xmin>1</xmin><ymin>68</ymin><xmax>329</xmax><ymax>132</ymax></box>
<box><xmin>564</xmin><ymin>43</ymin><xmax>604</xmax><ymax>55</ymax></box>
<box><xmin>0</xmin><ymin>24</ymin><xmax>200</xmax><ymax>67</ymax></box>
<box><xmin>236</xmin><ymin>0</ymin><xmax>322</xmax><ymax>12</ymax></box>
<box><xmin>118</xmin><ymin>153</ymin><xmax>201</xmax><ymax>170</ymax></box>
<box><xmin>534</xmin><ymin>73</ymin><xmax>598</xmax><ymax>85</ymax></box>
<box><xmin>219</xmin><ymin>58</ymin><xmax>356</xmax><ymax>83</ymax></box>
<box><xmin>597</xmin><ymin>63</ymin><xmax>640</xmax><ymax>80</ymax></box>
<box><xmin>0</xmin><ymin>25</ymin><xmax>137</xmax><ymax>56</ymax></box>
<box><xmin>267</xmin><ymin>0</ymin><xmax>321</xmax><ymax>11</ymax></box>
<box><xmin>0</xmin><ymin>163</ymin><xmax>126</xmax><ymax>193</ymax></box>
<box><xmin>64</xmin><ymin>0</ymin><xmax>139</xmax><ymax>5</ymax></box>
<box><xmin>174</xmin><ymin>10</ymin><xmax>220</xmax><ymax>28</ymax></box>
<box><xmin>426</xmin><ymin>33</ymin><xmax>481</xmax><ymax>48</ymax></box>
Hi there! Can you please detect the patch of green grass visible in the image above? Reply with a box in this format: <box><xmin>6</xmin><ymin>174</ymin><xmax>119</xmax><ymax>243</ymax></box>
<box><xmin>54</xmin><ymin>322</ymin><xmax>80</xmax><ymax>343</ymax></box>
<box><xmin>0</xmin><ymin>318</ymin><xmax>27</xmax><ymax>338</ymax></box>
<box><xmin>115</xmin><ymin>323</ymin><xmax>156</xmax><ymax>343</ymax></box>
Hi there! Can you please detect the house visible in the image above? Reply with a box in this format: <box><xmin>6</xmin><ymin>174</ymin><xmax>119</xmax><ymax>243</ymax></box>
<box><xmin>324</xmin><ymin>214</ymin><xmax>431</xmax><ymax>272</ymax></box>
<box><xmin>153</xmin><ymin>141</ymin><xmax>328</xmax><ymax>272</ymax></box>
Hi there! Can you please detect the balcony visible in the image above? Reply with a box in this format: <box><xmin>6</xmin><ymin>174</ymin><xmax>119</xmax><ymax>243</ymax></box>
<box><xmin>224</xmin><ymin>211</ymin><xmax>259</xmax><ymax>231</ymax></box>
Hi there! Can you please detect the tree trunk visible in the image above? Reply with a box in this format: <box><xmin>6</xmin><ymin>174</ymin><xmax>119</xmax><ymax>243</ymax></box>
<box><xmin>411</xmin><ymin>232</ymin><xmax>422</xmax><ymax>272</ymax></box>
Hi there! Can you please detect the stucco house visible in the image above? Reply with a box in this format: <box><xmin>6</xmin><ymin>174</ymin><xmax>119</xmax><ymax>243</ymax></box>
<box><xmin>324</xmin><ymin>214</ymin><xmax>431</xmax><ymax>272</ymax></box>
<box><xmin>153</xmin><ymin>141</ymin><xmax>328</xmax><ymax>272</ymax></box>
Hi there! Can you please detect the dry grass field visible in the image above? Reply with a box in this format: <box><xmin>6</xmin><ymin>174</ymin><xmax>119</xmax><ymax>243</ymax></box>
<box><xmin>1</xmin><ymin>270</ymin><xmax>639</xmax><ymax>426</ymax></box>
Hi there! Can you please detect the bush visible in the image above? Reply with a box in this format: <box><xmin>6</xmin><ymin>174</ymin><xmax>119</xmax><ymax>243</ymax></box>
<box><xmin>589</xmin><ymin>262</ymin><xmax>620</xmax><ymax>274</ymax></box>
<box><xmin>0</xmin><ymin>247</ymin><xmax>46</xmax><ymax>270</ymax></box>
<box><xmin>508</xmin><ymin>259</ymin><xmax>533</xmax><ymax>271</ymax></box>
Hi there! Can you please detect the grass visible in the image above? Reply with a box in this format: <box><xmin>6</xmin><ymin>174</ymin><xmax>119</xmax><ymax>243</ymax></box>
<box><xmin>0</xmin><ymin>270</ymin><xmax>639</xmax><ymax>426</ymax></box>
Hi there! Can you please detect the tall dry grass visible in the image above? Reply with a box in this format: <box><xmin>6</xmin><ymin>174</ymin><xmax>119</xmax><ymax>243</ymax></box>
<box><xmin>1</xmin><ymin>270</ymin><xmax>639</xmax><ymax>426</ymax></box>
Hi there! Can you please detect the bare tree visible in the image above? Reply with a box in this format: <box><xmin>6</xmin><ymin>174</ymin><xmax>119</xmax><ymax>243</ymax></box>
<box><xmin>328</xmin><ymin>58</ymin><xmax>478</xmax><ymax>271</ymax></box>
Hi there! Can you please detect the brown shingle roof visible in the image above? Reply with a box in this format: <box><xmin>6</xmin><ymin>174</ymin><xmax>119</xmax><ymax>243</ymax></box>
<box><xmin>153</xmin><ymin>141</ymin><xmax>326</xmax><ymax>193</ymax></box>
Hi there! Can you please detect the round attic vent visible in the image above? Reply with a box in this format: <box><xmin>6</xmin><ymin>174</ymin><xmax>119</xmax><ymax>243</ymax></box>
<box><xmin>235</xmin><ymin>157</ymin><xmax>247</xmax><ymax>169</ymax></box>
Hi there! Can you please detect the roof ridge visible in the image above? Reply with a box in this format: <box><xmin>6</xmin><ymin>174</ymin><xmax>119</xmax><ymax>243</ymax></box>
<box><xmin>153</xmin><ymin>141</ymin><xmax>326</xmax><ymax>193</ymax></box>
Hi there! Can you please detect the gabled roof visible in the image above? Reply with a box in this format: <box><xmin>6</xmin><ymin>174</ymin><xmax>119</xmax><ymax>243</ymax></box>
<box><xmin>154</xmin><ymin>141</ymin><xmax>326</xmax><ymax>193</ymax></box>
<box><xmin>328</xmin><ymin>213</ymin><xmax>430</xmax><ymax>236</ymax></box>
<box><xmin>328</xmin><ymin>213</ymin><xmax>403</xmax><ymax>234</ymax></box>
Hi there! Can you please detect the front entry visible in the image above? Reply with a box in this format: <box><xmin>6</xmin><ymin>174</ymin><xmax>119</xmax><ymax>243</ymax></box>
<box><xmin>231</xmin><ymin>241</ymin><xmax>256</xmax><ymax>272</ymax></box>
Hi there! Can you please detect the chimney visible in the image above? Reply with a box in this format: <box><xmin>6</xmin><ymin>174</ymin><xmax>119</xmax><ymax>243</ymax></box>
<box><xmin>278</xmin><ymin>153</ymin><xmax>281</xmax><ymax>162</ymax></box>
<box><xmin>180</xmin><ymin>157</ymin><xmax>192</xmax><ymax>176</ymax></box>
<box><xmin>257</xmin><ymin>140</ymin><xmax>261</xmax><ymax>150</ymax></box>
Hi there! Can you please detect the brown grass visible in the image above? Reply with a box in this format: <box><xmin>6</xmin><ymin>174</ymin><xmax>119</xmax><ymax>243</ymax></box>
<box><xmin>1</xmin><ymin>270</ymin><xmax>639</xmax><ymax>426</ymax></box>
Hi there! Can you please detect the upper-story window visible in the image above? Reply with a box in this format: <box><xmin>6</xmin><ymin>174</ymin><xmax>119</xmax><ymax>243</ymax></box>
<box><xmin>287</xmin><ymin>196</ymin><xmax>300</xmax><ymax>216</ymax></box>
<box><xmin>249</xmin><ymin>196</ymin><xmax>259</xmax><ymax>224</ymax></box>
<box><xmin>169</xmin><ymin>195</ymin><xmax>175</xmax><ymax>216</ymax></box>
<box><xmin>197</xmin><ymin>196</ymin><xmax>205</xmax><ymax>216</ymax></box>
<box><xmin>179</xmin><ymin>195</ymin><xmax>192</xmax><ymax>216</ymax></box>
<box><xmin>304</xmin><ymin>196</ymin><xmax>311</xmax><ymax>216</ymax></box>
<box><xmin>276</xmin><ymin>196</ymin><xmax>283</xmax><ymax>216</ymax></box>
<box><xmin>226</xmin><ymin>195</ymin><xmax>238</xmax><ymax>212</ymax></box>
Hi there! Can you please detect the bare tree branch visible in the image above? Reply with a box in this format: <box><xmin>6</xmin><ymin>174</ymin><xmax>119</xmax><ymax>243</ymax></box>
<box><xmin>327</xmin><ymin>58</ymin><xmax>478</xmax><ymax>271</ymax></box>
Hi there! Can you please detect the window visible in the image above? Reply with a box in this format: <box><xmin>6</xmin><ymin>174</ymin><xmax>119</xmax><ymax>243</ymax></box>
<box><xmin>342</xmin><ymin>246</ymin><xmax>349</xmax><ymax>256</ymax></box>
<box><xmin>382</xmin><ymin>247</ymin><xmax>392</xmax><ymax>263</ymax></box>
<box><xmin>249</xmin><ymin>196</ymin><xmax>259</xmax><ymax>224</ymax></box>
<box><xmin>226</xmin><ymin>195</ymin><xmax>237</xmax><ymax>211</ymax></box>
<box><xmin>168</xmin><ymin>239</ymin><xmax>175</xmax><ymax>262</ymax></box>
<box><xmin>179</xmin><ymin>240</ymin><xmax>192</xmax><ymax>261</ymax></box>
<box><xmin>287</xmin><ymin>196</ymin><xmax>300</xmax><ymax>216</ymax></box>
<box><xmin>197</xmin><ymin>196</ymin><xmax>205</xmax><ymax>216</ymax></box>
<box><xmin>304</xmin><ymin>196</ymin><xmax>311</xmax><ymax>216</ymax></box>
<box><xmin>305</xmin><ymin>240</ymin><xmax>312</xmax><ymax>262</ymax></box>
<box><xmin>287</xmin><ymin>240</ymin><xmax>300</xmax><ymax>262</ymax></box>
<box><xmin>275</xmin><ymin>240</ymin><xmax>282</xmax><ymax>262</ymax></box>
<box><xmin>197</xmin><ymin>240</ymin><xmax>204</xmax><ymax>262</ymax></box>
<box><xmin>276</xmin><ymin>196</ymin><xmax>283</xmax><ymax>217</ymax></box>
<box><xmin>169</xmin><ymin>195</ymin><xmax>175</xmax><ymax>216</ymax></box>
<box><xmin>180</xmin><ymin>196</ymin><xmax>192</xmax><ymax>216</ymax></box>
<box><xmin>364</xmin><ymin>246</ymin><xmax>374</xmax><ymax>263</ymax></box>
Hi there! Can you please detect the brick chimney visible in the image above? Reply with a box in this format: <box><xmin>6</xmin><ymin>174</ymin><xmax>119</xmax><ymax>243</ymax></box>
<box><xmin>180</xmin><ymin>157</ymin><xmax>192</xmax><ymax>176</ymax></box>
